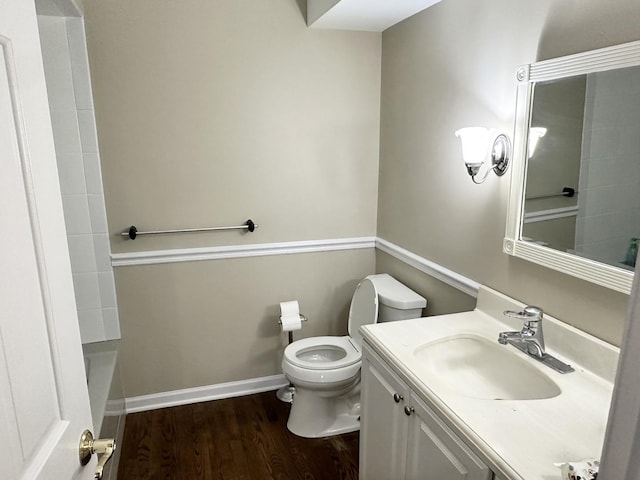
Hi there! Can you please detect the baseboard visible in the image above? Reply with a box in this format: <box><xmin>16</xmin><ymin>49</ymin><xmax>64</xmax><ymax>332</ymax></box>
<box><xmin>124</xmin><ymin>374</ymin><xmax>290</xmax><ymax>414</ymax></box>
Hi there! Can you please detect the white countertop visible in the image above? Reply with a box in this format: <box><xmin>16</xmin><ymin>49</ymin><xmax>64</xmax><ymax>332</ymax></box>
<box><xmin>361</xmin><ymin>286</ymin><xmax>618</xmax><ymax>480</ymax></box>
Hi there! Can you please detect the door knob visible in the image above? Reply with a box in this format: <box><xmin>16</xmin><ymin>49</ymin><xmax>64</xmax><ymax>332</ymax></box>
<box><xmin>79</xmin><ymin>429</ymin><xmax>116</xmax><ymax>479</ymax></box>
<box><xmin>404</xmin><ymin>405</ymin><xmax>415</xmax><ymax>416</ymax></box>
<box><xmin>393</xmin><ymin>393</ymin><xmax>404</xmax><ymax>403</ymax></box>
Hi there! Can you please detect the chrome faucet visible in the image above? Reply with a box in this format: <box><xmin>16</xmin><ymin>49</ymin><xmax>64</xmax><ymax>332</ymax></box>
<box><xmin>498</xmin><ymin>306</ymin><xmax>545</xmax><ymax>358</ymax></box>
<box><xmin>498</xmin><ymin>306</ymin><xmax>574</xmax><ymax>373</ymax></box>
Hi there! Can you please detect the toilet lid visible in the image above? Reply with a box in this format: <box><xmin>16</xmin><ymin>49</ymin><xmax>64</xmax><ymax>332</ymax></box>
<box><xmin>348</xmin><ymin>278</ymin><xmax>378</xmax><ymax>350</ymax></box>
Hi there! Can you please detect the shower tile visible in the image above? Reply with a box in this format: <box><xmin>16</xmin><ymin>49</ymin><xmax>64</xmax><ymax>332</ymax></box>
<box><xmin>38</xmin><ymin>17</ymin><xmax>76</xmax><ymax>112</ymax></box>
<box><xmin>62</xmin><ymin>194</ymin><xmax>92</xmax><ymax>234</ymax></box>
<box><xmin>67</xmin><ymin>235</ymin><xmax>97</xmax><ymax>273</ymax></box>
<box><xmin>93</xmin><ymin>234</ymin><xmax>112</xmax><ymax>272</ymax></box>
<box><xmin>77</xmin><ymin>309</ymin><xmax>106</xmax><ymax>344</ymax></box>
<box><xmin>65</xmin><ymin>18</ymin><xmax>87</xmax><ymax>66</ymax></box>
<box><xmin>57</xmin><ymin>152</ymin><xmax>87</xmax><ymax>195</ymax></box>
<box><xmin>73</xmin><ymin>272</ymin><xmax>102</xmax><ymax>310</ymax></box>
<box><xmin>102</xmin><ymin>308</ymin><xmax>121</xmax><ymax>340</ymax></box>
<box><xmin>70</xmin><ymin>59</ymin><xmax>94</xmax><ymax>111</ymax></box>
<box><xmin>49</xmin><ymin>108</ymin><xmax>82</xmax><ymax>156</ymax></box>
<box><xmin>98</xmin><ymin>272</ymin><xmax>117</xmax><ymax>308</ymax></box>
<box><xmin>78</xmin><ymin>109</ymin><xmax>99</xmax><ymax>154</ymax></box>
<box><xmin>83</xmin><ymin>153</ymin><xmax>104</xmax><ymax>194</ymax></box>
<box><xmin>66</xmin><ymin>18</ymin><xmax>94</xmax><ymax>111</ymax></box>
<box><xmin>88</xmin><ymin>195</ymin><xmax>109</xmax><ymax>233</ymax></box>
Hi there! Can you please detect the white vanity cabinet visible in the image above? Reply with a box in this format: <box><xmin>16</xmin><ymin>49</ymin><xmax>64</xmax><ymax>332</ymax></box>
<box><xmin>360</xmin><ymin>343</ymin><xmax>492</xmax><ymax>480</ymax></box>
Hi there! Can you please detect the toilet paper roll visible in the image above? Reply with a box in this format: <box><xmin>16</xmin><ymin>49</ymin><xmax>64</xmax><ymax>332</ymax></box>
<box><xmin>280</xmin><ymin>300</ymin><xmax>300</xmax><ymax>317</ymax></box>
<box><xmin>280</xmin><ymin>300</ymin><xmax>302</xmax><ymax>332</ymax></box>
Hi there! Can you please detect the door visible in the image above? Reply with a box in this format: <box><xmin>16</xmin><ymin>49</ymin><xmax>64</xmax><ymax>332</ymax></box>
<box><xmin>0</xmin><ymin>0</ymin><xmax>95</xmax><ymax>479</ymax></box>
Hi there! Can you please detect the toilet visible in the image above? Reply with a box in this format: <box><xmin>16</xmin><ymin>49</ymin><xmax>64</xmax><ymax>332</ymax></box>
<box><xmin>282</xmin><ymin>273</ymin><xmax>426</xmax><ymax>438</ymax></box>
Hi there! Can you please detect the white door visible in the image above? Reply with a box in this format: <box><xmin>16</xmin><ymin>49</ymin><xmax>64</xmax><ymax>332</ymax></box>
<box><xmin>0</xmin><ymin>0</ymin><xmax>95</xmax><ymax>479</ymax></box>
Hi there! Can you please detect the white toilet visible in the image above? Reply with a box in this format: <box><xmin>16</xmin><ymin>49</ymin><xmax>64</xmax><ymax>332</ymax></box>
<box><xmin>282</xmin><ymin>273</ymin><xmax>426</xmax><ymax>438</ymax></box>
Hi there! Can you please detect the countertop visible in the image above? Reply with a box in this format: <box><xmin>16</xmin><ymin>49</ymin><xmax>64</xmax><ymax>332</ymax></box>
<box><xmin>361</xmin><ymin>286</ymin><xmax>618</xmax><ymax>480</ymax></box>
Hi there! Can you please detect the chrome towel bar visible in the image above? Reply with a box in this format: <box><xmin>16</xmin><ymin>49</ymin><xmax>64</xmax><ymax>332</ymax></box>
<box><xmin>121</xmin><ymin>219</ymin><xmax>257</xmax><ymax>240</ymax></box>
<box><xmin>526</xmin><ymin>187</ymin><xmax>576</xmax><ymax>201</ymax></box>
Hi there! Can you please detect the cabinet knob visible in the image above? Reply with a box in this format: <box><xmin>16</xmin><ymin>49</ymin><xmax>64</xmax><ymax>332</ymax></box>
<box><xmin>404</xmin><ymin>406</ymin><xmax>415</xmax><ymax>416</ymax></box>
<box><xmin>393</xmin><ymin>393</ymin><xmax>404</xmax><ymax>403</ymax></box>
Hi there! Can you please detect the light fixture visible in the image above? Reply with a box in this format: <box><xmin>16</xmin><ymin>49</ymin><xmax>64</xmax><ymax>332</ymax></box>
<box><xmin>455</xmin><ymin>127</ymin><xmax>511</xmax><ymax>184</ymax></box>
<box><xmin>528</xmin><ymin>127</ymin><xmax>547</xmax><ymax>158</ymax></box>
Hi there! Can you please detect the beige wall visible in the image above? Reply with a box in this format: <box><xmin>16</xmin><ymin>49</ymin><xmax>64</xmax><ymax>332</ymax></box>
<box><xmin>82</xmin><ymin>0</ymin><xmax>382</xmax><ymax>397</ymax></box>
<box><xmin>83</xmin><ymin>0</ymin><xmax>381</xmax><ymax>253</ymax></box>
<box><xmin>115</xmin><ymin>250</ymin><xmax>374</xmax><ymax>398</ymax></box>
<box><xmin>84</xmin><ymin>0</ymin><xmax>640</xmax><ymax>397</ymax></box>
<box><xmin>376</xmin><ymin>251</ymin><xmax>476</xmax><ymax>317</ymax></box>
<box><xmin>377</xmin><ymin>0</ymin><xmax>640</xmax><ymax>346</ymax></box>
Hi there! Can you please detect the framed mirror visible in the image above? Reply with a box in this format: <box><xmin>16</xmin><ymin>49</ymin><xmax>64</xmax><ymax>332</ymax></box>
<box><xmin>504</xmin><ymin>41</ymin><xmax>640</xmax><ymax>295</ymax></box>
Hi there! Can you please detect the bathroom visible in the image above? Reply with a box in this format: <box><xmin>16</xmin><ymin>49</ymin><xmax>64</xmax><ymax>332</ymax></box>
<box><xmin>8</xmin><ymin>0</ymin><xmax>640</xmax><ymax>478</ymax></box>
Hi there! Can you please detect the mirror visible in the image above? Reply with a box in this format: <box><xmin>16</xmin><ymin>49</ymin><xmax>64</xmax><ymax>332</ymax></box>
<box><xmin>504</xmin><ymin>41</ymin><xmax>640</xmax><ymax>294</ymax></box>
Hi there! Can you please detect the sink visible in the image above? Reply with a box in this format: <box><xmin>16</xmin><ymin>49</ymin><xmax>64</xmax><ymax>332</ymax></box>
<box><xmin>413</xmin><ymin>334</ymin><xmax>561</xmax><ymax>400</ymax></box>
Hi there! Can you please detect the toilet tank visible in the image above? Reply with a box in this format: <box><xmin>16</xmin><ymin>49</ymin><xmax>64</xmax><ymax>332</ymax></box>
<box><xmin>367</xmin><ymin>274</ymin><xmax>427</xmax><ymax>322</ymax></box>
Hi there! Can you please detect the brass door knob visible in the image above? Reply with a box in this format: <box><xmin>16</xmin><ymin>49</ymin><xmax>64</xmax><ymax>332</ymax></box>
<box><xmin>79</xmin><ymin>429</ymin><xmax>116</xmax><ymax>479</ymax></box>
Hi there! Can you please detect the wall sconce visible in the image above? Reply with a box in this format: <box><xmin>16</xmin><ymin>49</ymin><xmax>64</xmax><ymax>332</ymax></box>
<box><xmin>528</xmin><ymin>127</ymin><xmax>547</xmax><ymax>158</ymax></box>
<box><xmin>455</xmin><ymin>127</ymin><xmax>511</xmax><ymax>184</ymax></box>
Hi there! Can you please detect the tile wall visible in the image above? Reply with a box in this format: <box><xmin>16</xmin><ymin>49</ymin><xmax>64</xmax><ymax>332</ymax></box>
<box><xmin>38</xmin><ymin>15</ymin><xmax>120</xmax><ymax>343</ymax></box>
<box><xmin>576</xmin><ymin>66</ymin><xmax>640</xmax><ymax>268</ymax></box>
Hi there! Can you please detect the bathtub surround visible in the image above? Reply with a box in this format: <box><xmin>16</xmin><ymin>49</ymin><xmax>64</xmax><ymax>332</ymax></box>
<box><xmin>81</xmin><ymin>0</ymin><xmax>639</xmax><ymax>401</ymax></box>
<box><xmin>37</xmin><ymin>13</ymin><xmax>120</xmax><ymax>343</ymax></box>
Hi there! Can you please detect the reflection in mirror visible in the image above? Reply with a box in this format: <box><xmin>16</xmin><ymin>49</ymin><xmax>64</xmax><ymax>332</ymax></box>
<box><xmin>521</xmin><ymin>65</ymin><xmax>640</xmax><ymax>271</ymax></box>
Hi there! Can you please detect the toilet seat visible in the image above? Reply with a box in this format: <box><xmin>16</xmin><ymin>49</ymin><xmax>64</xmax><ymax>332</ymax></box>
<box><xmin>284</xmin><ymin>336</ymin><xmax>360</xmax><ymax>370</ymax></box>
<box><xmin>283</xmin><ymin>278</ymin><xmax>378</xmax><ymax>372</ymax></box>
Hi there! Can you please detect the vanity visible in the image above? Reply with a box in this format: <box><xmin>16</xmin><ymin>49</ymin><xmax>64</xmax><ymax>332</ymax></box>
<box><xmin>358</xmin><ymin>286</ymin><xmax>618</xmax><ymax>480</ymax></box>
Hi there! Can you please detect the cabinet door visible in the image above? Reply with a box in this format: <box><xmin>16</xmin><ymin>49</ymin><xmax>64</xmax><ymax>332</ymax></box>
<box><xmin>360</xmin><ymin>346</ymin><xmax>410</xmax><ymax>480</ymax></box>
<box><xmin>405</xmin><ymin>394</ymin><xmax>491</xmax><ymax>480</ymax></box>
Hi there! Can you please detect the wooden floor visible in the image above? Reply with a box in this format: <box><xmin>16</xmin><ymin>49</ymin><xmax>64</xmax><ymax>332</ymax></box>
<box><xmin>118</xmin><ymin>391</ymin><xmax>359</xmax><ymax>480</ymax></box>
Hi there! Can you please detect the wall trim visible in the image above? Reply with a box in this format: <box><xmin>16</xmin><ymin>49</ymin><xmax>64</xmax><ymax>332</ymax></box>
<box><xmin>111</xmin><ymin>236</ymin><xmax>377</xmax><ymax>267</ymax></box>
<box><xmin>523</xmin><ymin>205</ymin><xmax>579</xmax><ymax>224</ymax></box>
<box><xmin>111</xmin><ymin>236</ymin><xmax>478</xmax><ymax>297</ymax></box>
<box><xmin>375</xmin><ymin>237</ymin><xmax>480</xmax><ymax>298</ymax></box>
<box><xmin>124</xmin><ymin>374</ymin><xmax>289</xmax><ymax>414</ymax></box>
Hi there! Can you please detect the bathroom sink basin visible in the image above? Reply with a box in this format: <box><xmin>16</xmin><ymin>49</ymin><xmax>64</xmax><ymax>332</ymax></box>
<box><xmin>413</xmin><ymin>334</ymin><xmax>561</xmax><ymax>400</ymax></box>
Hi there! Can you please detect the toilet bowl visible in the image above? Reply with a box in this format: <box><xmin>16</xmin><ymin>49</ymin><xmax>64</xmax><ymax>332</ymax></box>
<box><xmin>282</xmin><ymin>274</ymin><xmax>426</xmax><ymax>438</ymax></box>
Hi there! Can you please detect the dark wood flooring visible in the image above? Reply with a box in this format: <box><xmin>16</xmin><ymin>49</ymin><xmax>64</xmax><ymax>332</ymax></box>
<box><xmin>117</xmin><ymin>391</ymin><xmax>359</xmax><ymax>480</ymax></box>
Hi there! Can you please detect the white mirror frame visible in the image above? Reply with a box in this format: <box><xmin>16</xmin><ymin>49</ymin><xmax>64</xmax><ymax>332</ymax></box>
<box><xmin>504</xmin><ymin>40</ymin><xmax>640</xmax><ymax>295</ymax></box>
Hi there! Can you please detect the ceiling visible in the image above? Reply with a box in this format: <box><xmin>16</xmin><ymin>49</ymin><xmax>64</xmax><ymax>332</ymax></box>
<box><xmin>307</xmin><ymin>0</ymin><xmax>442</xmax><ymax>32</ymax></box>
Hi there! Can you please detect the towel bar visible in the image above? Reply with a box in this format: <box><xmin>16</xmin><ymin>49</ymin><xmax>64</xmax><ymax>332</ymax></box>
<box><xmin>526</xmin><ymin>187</ymin><xmax>576</xmax><ymax>201</ymax></box>
<box><xmin>121</xmin><ymin>219</ymin><xmax>257</xmax><ymax>240</ymax></box>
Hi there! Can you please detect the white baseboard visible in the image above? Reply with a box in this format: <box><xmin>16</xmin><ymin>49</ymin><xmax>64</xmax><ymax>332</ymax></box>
<box><xmin>124</xmin><ymin>374</ymin><xmax>290</xmax><ymax>414</ymax></box>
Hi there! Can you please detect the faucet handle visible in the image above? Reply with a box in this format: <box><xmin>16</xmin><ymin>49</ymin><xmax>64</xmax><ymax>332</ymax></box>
<box><xmin>503</xmin><ymin>306</ymin><xmax>543</xmax><ymax>323</ymax></box>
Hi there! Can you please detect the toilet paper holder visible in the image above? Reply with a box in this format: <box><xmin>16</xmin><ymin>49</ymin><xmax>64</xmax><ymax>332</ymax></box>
<box><xmin>278</xmin><ymin>313</ymin><xmax>308</xmax><ymax>327</ymax></box>
<box><xmin>277</xmin><ymin>313</ymin><xmax>308</xmax><ymax>404</ymax></box>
